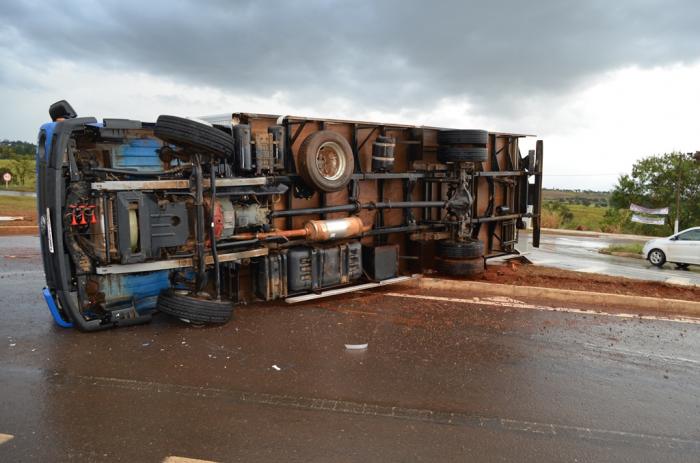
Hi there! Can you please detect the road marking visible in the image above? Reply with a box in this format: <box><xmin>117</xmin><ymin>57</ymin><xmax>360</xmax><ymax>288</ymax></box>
<box><xmin>163</xmin><ymin>457</ymin><xmax>219</xmax><ymax>463</ymax></box>
<box><xmin>383</xmin><ymin>292</ymin><xmax>700</xmax><ymax>325</ymax></box>
<box><xmin>0</xmin><ymin>433</ymin><xmax>14</xmax><ymax>445</ymax></box>
<box><xmin>48</xmin><ymin>373</ymin><xmax>700</xmax><ymax>453</ymax></box>
<box><xmin>583</xmin><ymin>343</ymin><xmax>700</xmax><ymax>367</ymax></box>
<box><xmin>666</xmin><ymin>277</ymin><xmax>692</xmax><ymax>286</ymax></box>
<box><xmin>575</xmin><ymin>266</ymin><xmax>605</xmax><ymax>273</ymax></box>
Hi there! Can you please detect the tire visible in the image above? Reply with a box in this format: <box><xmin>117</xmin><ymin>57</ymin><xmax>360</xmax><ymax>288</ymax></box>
<box><xmin>648</xmin><ymin>249</ymin><xmax>666</xmax><ymax>267</ymax></box>
<box><xmin>298</xmin><ymin>130</ymin><xmax>354</xmax><ymax>192</ymax></box>
<box><xmin>437</xmin><ymin>129</ymin><xmax>488</xmax><ymax>145</ymax></box>
<box><xmin>436</xmin><ymin>239</ymin><xmax>484</xmax><ymax>259</ymax></box>
<box><xmin>154</xmin><ymin>115</ymin><xmax>235</xmax><ymax>159</ymax></box>
<box><xmin>157</xmin><ymin>290</ymin><xmax>233</xmax><ymax>324</ymax></box>
<box><xmin>437</xmin><ymin>146</ymin><xmax>488</xmax><ymax>163</ymax></box>
<box><xmin>435</xmin><ymin>257</ymin><xmax>485</xmax><ymax>276</ymax></box>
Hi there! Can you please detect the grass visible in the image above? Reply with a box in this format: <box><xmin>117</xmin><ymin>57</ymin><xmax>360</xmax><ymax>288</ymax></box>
<box><xmin>599</xmin><ymin>243</ymin><xmax>644</xmax><ymax>256</ymax></box>
<box><xmin>0</xmin><ymin>159</ymin><xmax>36</xmax><ymax>190</ymax></box>
<box><xmin>0</xmin><ymin>196</ymin><xmax>36</xmax><ymax>217</ymax></box>
<box><xmin>561</xmin><ymin>204</ymin><xmax>607</xmax><ymax>231</ymax></box>
<box><xmin>543</xmin><ymin>201</ymin><xmax>608</xmax><ymax>231</ymax></box>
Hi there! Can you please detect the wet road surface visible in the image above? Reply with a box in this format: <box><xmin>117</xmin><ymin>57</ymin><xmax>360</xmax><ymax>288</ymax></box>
<box><xmin>1</xmin><ymin>236</ymin><xmax>699</xmax><ymax>462</ymax></box>
<box><xmin>521</xmin><ymin>231</ymin><xmax>700</xmax><ymax>287</ymax></box>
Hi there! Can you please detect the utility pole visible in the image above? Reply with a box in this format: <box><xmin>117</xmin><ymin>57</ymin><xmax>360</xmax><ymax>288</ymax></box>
<box><xmin>674</xmin><ymin>154</ymin><xmax>681</xmax><ymax>234</ymax></box>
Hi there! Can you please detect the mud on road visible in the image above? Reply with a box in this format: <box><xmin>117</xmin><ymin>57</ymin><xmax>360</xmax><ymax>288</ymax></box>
<box><xmin>1</xmin><ymin>236</ymin><xmax>699</xmax><ymax>462</ymax></box>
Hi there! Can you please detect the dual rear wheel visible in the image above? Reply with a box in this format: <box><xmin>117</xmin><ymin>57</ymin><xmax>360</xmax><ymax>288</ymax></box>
<box><xmin>435</xmin><ymin>239</ymin><xmax>485</xmax><ymax>276</ymax></box>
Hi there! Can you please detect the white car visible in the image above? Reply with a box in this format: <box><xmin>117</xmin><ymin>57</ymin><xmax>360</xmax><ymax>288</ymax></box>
<box><xmin>642</xmin><ymin>226</ymin><xmax>700</xmax><ymax>269</ymax></box>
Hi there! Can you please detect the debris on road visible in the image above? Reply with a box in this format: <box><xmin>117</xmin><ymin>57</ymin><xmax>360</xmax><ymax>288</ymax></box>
<box><xmin>272</xmin><ymin>364</ymin><xmax>281</xmax><ymax>371</ymax></box>
<box><xmin>345</xmin><ymin>343</ymin><xmax>369</xmax><ymax>350</ymax></box>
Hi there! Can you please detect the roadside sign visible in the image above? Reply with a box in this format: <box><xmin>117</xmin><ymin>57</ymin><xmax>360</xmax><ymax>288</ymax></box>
<box><xmin>2</xmin><ymin>172</ymin><xmax>10</xmax><ymax>188</ymax></box>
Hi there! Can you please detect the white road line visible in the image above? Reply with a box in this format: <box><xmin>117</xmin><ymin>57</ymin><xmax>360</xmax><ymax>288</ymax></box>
<box><xmin>575</xmin><ymin>266</ymin><xmax>605</xmax><ymax>273</ymax></box>
<box><xmin>163</xmin><ymin>457</ymin><xmax>219</xmax><ymax>463</ymax></box>
<box><xmin>583</xmin><ymin>343</ymin><xmax>700</xmax><ymax>366</ymax></box>
<box><xmin>666</xmin><ymin>277</ymin><xmax>692</xmax><ymax>286</ymax></box>
<box><xmin>384</xmin><ymin>292</ymin><xmax>700</xmax><ymax>325</ymax></box>
<box><xmin>0</xmin><ymin>433</ymin><xmax>14</xmax><ymax>445</ymax></box>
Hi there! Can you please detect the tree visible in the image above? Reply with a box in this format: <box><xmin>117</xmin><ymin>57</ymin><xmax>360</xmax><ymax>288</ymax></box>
<box><xmin>8</xmin><ymin>156</ymin><xmax>34</xmax><ymax>186</ymax></box>
<box><xmin>609</xmin><ymin>152</ymin><xmax>700</xmax><ymax>235</ymax></box>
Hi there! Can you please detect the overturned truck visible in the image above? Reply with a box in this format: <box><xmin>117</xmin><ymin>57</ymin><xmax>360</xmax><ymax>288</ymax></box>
<box><xmin>37</xmin><ymin>100</ymin><xmax>543</xmax><ymax>331</ymax></box>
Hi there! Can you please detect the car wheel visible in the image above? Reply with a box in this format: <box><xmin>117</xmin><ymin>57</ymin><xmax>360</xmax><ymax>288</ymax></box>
<box><xmin>154</xmin><ymin>115</ymin><xmax>235</xmax><ymax>159</ymax></box>
<box><xmin>157</xmin><ymin>290</ymin><xmax>233</xmax><ymax>325</ymax></box>
<box><xmin>298</xmin><ymin>130</ymin><xmax>355</xmax><ymax>192</ymax></box>
<box><xmin>648</xmin><ymin>249</ymin><xmax>666</xmax><ymax>267</ymax></box>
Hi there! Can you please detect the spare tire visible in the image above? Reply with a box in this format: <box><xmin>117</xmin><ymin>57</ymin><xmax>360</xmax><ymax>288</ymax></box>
<box><xmin>437</xmin><ymin>146</ymin><xmax>488</xmax><ymax>163</ymax></box>
<box><xmin>298</xmin><ymin>130</ymin><xmax>354</xmax><ymax>192</ymax></box>
<box><xmin>437</xmin><ymin>129</ymin><xmax>488</xmax><ymax>145</ymax></box>
<box><xmin>434</xmin><ymin>257</ymin><xmax>485</xmax><ymax>276</ymax></box>
<box><xmin>154</xmin><ymin>115</ymin><xmax>235</xmax><ymax>159</ymax></box>
<box><xmin>436</xmin><ymin>239</ymin><xmax>484</xmax><ymax>259</ymax></box>
<box><xmin>157</xmin><ymin>290</ymin><xmax>233</xmax><ymax>324</ymax></box>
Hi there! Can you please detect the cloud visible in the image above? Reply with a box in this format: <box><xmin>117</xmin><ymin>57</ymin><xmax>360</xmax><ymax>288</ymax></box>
<box><xmin>2</xmin><ymin>0</ymin><xmax>700</xmax><ymax>190</ymax></box>
<box><xmin>2</xmin><ymin>0</ymin><xmax>700</xmax><ymax>113</ymax></box>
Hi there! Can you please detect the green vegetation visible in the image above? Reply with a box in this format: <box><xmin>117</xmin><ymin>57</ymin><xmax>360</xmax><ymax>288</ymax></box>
<box><xmin>0</xmin><ymin>140</ymin><xmax>37</xmax><ymax>189</ymax></box>
<box><xmin>608</xmin><ymin>152</ymin><xmax>700</xmax><ymax>236</ymax></box>
<box><xmin>542</xmin><ymin>152</ymin><xmax>700</xmax><ymax>237</ymax></box>
<box><xmin>542</xmin><ymin>188</ymin><xmax>609</xmax><ymax>207</ymax></box>
<box><xmin>0</xmin><ymin>196</ymin><xmax>36</xmax><ymax>216</ymax></box>
<box><xmin>541</xmin><ymin>201</ymin><xmax>607</xmax><ymax>231</ymax></box>
<box><xmin>599</xmin><ymin>243</ymin><xmax>644</xmax><ymax>256</ymax></box>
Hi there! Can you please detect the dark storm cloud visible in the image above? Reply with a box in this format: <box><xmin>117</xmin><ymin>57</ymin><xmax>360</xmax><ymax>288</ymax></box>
<box><xmin>2</xmin><ymin>0</ymin><xmax>700</xmax><ymax>112</ymax></box>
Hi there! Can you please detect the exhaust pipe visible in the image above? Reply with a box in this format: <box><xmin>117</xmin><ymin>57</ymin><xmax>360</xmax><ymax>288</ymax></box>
<box><xmin>231</xmin><ymin>217</ymin><xmax>368</xmax><ymax>242</ymax></box>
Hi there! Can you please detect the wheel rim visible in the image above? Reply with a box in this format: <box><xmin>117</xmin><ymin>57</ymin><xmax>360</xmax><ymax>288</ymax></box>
<box><xmin>650</xmin><ymin>251</ymin><xmax>662</xmax><ymax>264</ymax></box>
<box><xmin>315</xmin><ymin>141</ymin><xmax>346</xmax><ymax>181</ymax></box>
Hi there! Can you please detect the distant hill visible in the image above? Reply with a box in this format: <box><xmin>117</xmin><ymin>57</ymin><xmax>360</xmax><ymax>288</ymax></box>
<box><xmin>543</xmin><ymin>188</ymin><xmax>610</xmax><ymax>207</ymax></box>
<box><xmin>0</xmin><ymin>140</ymin><xmax>37</xmax><ymax>159</ymax></box>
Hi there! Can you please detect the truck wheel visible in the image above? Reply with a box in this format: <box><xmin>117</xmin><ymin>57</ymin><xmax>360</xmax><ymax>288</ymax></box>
<box><xmin>437</xmin><ymin>146</ymin><xmax>488</xmax><ymax>163</ymax></box>
<box><xmin>647</xmin><ymin>249</ymin><xmax>666</xmax><ymax>267</ymax></box>
<box><xmin>154</xmin><ymin>115</ymin><xmax>235</xmax><ymax>159</ymax></box>
<box><xmin>298</xmin><ymin>130</ymin><xmax>354</xmax><ymax>192</ymax></box>
<box><xmin>437</xmin><ymin>129</ymin><xmax>488</xmax><ymax>145</ymax></box>
<box><xmin>436</xmin><ymin>239</ymin><xmax>484</xmax><ymax>259</ymax></box>
<box><xmin>435</xmin><ymin>257</ymin><xmax>485</xmax><ymax>276</ymax></box>
<box><xmin>157</xmin><ymin>290</ymin><xmax>233</xmax><ymax>324</ymax></box>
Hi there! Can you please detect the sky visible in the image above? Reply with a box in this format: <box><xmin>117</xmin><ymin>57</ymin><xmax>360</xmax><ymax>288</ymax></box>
<box><xmin>1</xmin><ymin>0</ymin><xmax>699</xmax><ymax>190</ymax></box>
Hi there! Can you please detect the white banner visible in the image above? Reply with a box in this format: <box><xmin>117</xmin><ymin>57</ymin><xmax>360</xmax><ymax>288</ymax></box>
<box><xmin>630</xmin><ymin>203</ymin><xmax>669</xmax><ymax>215</ymax></box>
<box><xmin>631</xmin><ymin>214</ymin><xmax>666</xmax><ymax>225</ymax></box>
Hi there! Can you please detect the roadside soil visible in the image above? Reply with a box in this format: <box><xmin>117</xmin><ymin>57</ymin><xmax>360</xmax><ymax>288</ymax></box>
<box><xmin>471</xmin><ymin>261</ymin><xmax>700</xmax><ymax>302</ymax></box>
<box><xmin>0</xmin><ymin>196</ymin><xmax>37</xmax><ymax>236</ymax></box>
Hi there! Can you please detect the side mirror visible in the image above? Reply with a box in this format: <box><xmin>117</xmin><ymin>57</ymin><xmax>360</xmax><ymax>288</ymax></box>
<box><xmin>49</xmin><ymin>100</ymin><xmax>77</xmax><ymax>122</ymax></box>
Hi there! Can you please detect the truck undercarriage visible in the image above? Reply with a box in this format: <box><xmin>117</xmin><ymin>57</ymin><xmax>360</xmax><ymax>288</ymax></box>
<box><xmin>37</xmin><ymin>100</ymin><xmax>543</xmax><ymax>331</ymax></box>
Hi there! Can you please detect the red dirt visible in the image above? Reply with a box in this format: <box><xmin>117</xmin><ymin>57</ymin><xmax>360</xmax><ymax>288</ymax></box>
<box><xmin>472</xmin><ymin>261</ymin><xmax>700</xmax><ymax>302</ymax></box>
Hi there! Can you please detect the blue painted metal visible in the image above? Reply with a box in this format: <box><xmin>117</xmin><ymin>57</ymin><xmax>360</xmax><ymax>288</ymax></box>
<box><xmin>42</xmin><ymin>288</ymin><xmax>74</xmax><ymax>328</ymax></box>
<box><xmin>110</xmin><ymin>138</ymin><xmax>164</xmax><ymax>172</ymax></box>
<box><xmin>99</xmin><ymin>271</ymin><xmax>170</xmax><ymax>313</ymax></box>
<box><xmin>38</xmin><ymin>122</ymin><xmax>56</xmax><ymax>161</ymax></box>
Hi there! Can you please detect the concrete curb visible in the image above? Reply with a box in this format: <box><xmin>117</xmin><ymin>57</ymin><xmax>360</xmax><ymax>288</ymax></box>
<box><xmin>416</xmin><ymin>278</ymin><xmax>700</xmax><ymax>316</ymax></box>
<box><xmin>539</xmin><ymin>228</ymin><xmax>653</xmax><ymax>242</ymax></box>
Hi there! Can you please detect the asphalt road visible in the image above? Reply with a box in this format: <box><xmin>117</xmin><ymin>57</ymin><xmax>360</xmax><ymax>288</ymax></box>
<box><xmin>521</xmin><ymin>231</ymin><xmax>700</xmax><ymax>287</ymax></box>
<box><xmin>1</xmin><ymin>236</ymin><xmax>699</xmax><ymax>462</ymax></box>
